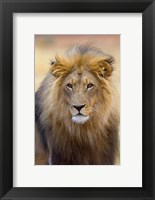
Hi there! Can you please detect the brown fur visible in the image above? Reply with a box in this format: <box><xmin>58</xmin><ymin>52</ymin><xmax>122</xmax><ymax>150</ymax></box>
<box><xmin>35</xmin><ymin>44</ymin><xmax>120</xmax><ymax>165</ymax></box>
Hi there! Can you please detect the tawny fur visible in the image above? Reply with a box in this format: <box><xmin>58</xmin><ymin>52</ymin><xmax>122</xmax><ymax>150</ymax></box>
<box><xmin>35</xmin><ymin>44</ymin><xmax>120</xmax><ymax>165</ymax></box>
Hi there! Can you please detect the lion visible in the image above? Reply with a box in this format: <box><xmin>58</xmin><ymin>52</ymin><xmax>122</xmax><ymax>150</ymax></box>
<box><xmin>35</xmin><ymin>44</ymin><xmax>120</xmax><ymax>165</ymax></box>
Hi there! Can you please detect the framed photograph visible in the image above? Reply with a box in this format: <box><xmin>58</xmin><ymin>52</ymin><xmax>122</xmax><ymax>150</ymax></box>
<box><xmin>0</xmin><ymin>0</ymin><xmax>154</xmax><ymax>199</ymax></box>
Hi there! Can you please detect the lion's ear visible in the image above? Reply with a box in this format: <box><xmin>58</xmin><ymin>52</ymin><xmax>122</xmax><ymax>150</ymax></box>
<box><xmin>50</xmin><ymin>60</ymin><xmax>59</xmax><ymax>78</ymax></box>
<box><xmin>50</xmin><ymin>60</ymin><xmax>56</xmax><ymax>66</ymax></box>
<box><xmin>50</xmin><ymin>56</ymin><xmax>66</xmax><ymax>78</ymax></box>
<box><xmin>99</xmin><ymin>56</ymin><xmax>114</xmax><ymax>78</ymax></box>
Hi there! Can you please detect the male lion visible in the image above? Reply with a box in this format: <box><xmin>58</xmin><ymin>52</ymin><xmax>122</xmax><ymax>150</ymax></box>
<box><xmin>35</xmin><ymin>44</ymin><xmax>120</xmax><ymax>165</ymax></box>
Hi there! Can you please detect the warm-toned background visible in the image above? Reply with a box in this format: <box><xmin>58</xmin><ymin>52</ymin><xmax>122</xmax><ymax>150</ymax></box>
<box><xmin>35</xmin><ymin>35</ymin><xmax>120</xmax><ymax>91</ymax></box>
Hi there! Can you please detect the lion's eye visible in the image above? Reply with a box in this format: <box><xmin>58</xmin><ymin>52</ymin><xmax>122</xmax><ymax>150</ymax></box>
<box><xmin>67</xmin><ymin>83</ymin><xmax>73</xmax><ymax>89</ymax></box>
<box><xmin>87</xmin><ymin>83</ymin><xmax>94</xmax><ymax>89</ymax></box>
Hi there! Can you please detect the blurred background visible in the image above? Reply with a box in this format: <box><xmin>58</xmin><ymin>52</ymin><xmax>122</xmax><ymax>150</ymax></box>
<box><xmin>35</xmin><ymin>35</ymin><xmax>120</xmax><ymax>91</ymax></box>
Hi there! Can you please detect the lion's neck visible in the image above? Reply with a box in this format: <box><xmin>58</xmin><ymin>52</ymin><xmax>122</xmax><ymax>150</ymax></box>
<box><xmin>48</xmin><ymin>114</ymin><xmax>119</xmax><ymax>165</ymax></box>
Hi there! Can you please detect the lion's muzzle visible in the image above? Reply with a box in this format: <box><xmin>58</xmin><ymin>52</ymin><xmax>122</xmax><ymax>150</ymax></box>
<box><xmin>70</xmin><ymin>104</ymin><xmax>90</xmax><ymax>124</ymax></box>
<box><xmin>72</xmin><ymin>104</ymin><xmax>85</xmax><ymax>112</ymax></box>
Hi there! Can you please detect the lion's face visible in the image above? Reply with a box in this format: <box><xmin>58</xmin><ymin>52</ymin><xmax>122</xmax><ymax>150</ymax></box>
<box><xmin>50</xmin><ymin>52</ymin><xmax>114</xmax><ymax>125</ymax></box>
<box><xmin>62</xmin><ymin>69</ymin><xmax>100</xmax><ymax>124</ymax></box>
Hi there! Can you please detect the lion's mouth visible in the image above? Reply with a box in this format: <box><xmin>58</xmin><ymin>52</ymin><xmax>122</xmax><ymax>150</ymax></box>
<box><xmin>77</xmin><ymin>113</ymin><xmax>85</xmax><ymax>116</ymax></box>
<box><xmin>72</xmin><ymin>113</ymin><xmax>89</xmax><ymax>124</ymax></box>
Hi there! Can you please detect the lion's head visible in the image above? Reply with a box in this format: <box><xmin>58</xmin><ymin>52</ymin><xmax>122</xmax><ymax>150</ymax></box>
<box><xmin>48</xmin><ymin>44</ymin><xmax>115</xmax><ymax>125</ymax></box>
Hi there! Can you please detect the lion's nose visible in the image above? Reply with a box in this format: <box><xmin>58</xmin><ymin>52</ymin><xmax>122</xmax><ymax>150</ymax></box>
<box><xmin>73</xmin><ymin>104</ymin><xmax>85</xmax><ymax>112</ymax></box>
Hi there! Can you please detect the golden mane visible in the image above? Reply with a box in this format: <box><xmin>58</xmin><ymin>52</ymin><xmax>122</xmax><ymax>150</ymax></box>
<box><xmin>50</xmin><ymin>52</ymin><xmax>114</xmax><ymax>79</ymax></box>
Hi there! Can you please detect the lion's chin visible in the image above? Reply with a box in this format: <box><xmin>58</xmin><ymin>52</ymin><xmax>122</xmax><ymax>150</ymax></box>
<box><xmin>72</xmin><ymin>115</ymin><xmax>89</xmax><ymax>124</ymax></box>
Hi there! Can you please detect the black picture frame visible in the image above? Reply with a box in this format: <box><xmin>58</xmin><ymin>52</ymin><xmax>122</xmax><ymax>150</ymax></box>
<box><xmin>0</xmin><ymin>0</ymin><xmax>155</xmax><ymax>199</ymax></box>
